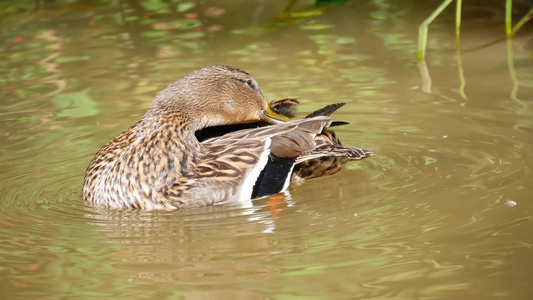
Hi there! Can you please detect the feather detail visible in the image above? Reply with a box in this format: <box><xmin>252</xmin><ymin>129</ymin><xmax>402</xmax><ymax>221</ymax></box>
<box><xmin>161</xmin><ymin>116</ymin><xmax>332</xmax><ymax>208</ymax></box>
<box><xmin>267</xmin><ymin>98</ymin><xmax>374</xmax><ymax>182</ymax></box>
<box><xmin>304</xmin><ymin>102</ymin><xmax>346</xmax><ymax>118</ymax></box>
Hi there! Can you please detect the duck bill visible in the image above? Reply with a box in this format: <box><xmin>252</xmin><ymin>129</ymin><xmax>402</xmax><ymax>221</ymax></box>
<box><xmin>260</xmin><ymin>107</ymin><xmax>292</xmax><ymax>124</ymax></box>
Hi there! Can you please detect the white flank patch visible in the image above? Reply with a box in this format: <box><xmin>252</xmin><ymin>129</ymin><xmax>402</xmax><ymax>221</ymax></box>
<box><xmin>280</xmin><ymin>163</ymin><xmax>295</xmax><ymax>193</ymax></box>
<box><xmin>238</xmin><ymin>139</ymin><xmax>272</xmax><ymax>202</ymax></box>
<box><xmin>278</xmin><ymin>122</ymin><xmax>321</xmax><ymax>193</ymax></box>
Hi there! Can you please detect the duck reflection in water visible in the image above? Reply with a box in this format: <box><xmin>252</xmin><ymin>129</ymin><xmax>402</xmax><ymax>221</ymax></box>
<box><xmin>83</xmin><ymin>201</ymin><xmax>279</xmax><ymax>284</ymax></box>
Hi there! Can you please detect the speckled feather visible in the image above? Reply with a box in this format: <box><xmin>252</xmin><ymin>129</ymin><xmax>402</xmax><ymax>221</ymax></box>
<box><xmin>84</xmin><ymin>114</ymin><xmax>331</xmax><ymax>210</ymax></box>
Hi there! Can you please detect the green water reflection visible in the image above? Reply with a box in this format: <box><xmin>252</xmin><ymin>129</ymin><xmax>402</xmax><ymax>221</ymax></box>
<box><xmin>1</xmin><ymin>0</ymin><xmax>532</xmax><ymax>299</ymax></box>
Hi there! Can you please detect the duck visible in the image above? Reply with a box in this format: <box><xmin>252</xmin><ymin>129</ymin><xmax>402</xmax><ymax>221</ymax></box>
<box><xmin>268</xmin><ymin>98</ymin><xmax>374</xmax><ymax>181</ymax></box>
<box><xmin>83</xmin><ymin>65</ymin><xmax>371</xmax><ymax>210</ymax></box>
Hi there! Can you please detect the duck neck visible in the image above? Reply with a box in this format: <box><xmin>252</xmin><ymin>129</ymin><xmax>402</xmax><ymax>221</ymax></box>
<box><xmin>143</xmin><ymin>110</ymin><xmax>202</xmax><ymax>150</ymax></box>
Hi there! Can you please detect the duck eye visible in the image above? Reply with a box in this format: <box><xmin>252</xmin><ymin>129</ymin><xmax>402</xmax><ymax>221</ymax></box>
<box><xmin>246</xmin><ymin>80</ymin><xmax>254</xmax><ymax>88</ymax></box>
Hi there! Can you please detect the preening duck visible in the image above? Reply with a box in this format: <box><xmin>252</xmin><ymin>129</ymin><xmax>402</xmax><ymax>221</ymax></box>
<box><xmin>83</xmin><ymin>65</ymin><xmax>372</xmax><ymax>210</ymax></box>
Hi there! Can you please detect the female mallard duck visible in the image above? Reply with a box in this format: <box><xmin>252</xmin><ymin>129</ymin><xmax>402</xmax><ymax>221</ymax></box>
<box><xmin>269</xmin><ymin>98</ymin><xmax>374</xmax><ymax>181</ymax></box>
<box><xmin>83</xmin><ymin>65</ymin><xmax>371</xmax><ymax>210</ymax></box>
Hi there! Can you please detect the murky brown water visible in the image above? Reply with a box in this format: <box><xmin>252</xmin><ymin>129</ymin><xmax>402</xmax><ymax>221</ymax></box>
<box><xmin>1</xmin><ymin>0</ymin><xmax>532</xmax><ymax>299</ymax></box>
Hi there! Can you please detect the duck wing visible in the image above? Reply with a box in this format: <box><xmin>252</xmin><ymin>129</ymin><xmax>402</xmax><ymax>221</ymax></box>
<box><xmin>294</xmin><ymin>103</ymin><xmax>374</xmax><ymax>181</ymax></box>
<box><xmin>162</xmin><ymin>116</ymin><xmax>332</xmax><ymax>208</ymax></box>
<box><xmin>291</xmin><ymin>140</ymin><xmax>374</xmax><ymax>182</ymax></box>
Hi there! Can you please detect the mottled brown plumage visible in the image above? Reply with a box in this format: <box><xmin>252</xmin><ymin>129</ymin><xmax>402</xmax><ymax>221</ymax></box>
<box><xmin>268</xmin><ymin>98</ymin><xmax>374</xmax><ymax>181</ymax></box>
<box><xmin>83</xmin><ymin>65</ymin><xmax>333</xmax><ymax>210</ymax></box>
<box><xmin>269</xmin><ymin>98</ymin><xmax>301</xmax><ymax>118</ymax></box>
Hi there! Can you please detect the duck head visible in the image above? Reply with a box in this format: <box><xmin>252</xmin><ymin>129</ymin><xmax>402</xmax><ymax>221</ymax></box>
<box><xmin>147</xmin><ymin>65</ymin><xmax>270</xmax><ymax>131</ymax></box>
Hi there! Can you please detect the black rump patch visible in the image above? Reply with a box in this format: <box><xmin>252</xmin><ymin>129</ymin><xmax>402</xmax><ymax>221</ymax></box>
<box><xmin>252</xmin><ymin>155</ymin><xmax>295</xmax><ymax>198</ymax></box>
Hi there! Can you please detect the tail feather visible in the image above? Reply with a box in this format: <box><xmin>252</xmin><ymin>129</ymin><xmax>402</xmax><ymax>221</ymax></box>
<box><xmin>305</xmin><ymin>103</ymin><xmax>346</xmax><ymax>118</ymax></box>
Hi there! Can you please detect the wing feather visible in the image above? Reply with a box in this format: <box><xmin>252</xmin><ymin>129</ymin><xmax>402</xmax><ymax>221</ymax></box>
<box><xmin>163</xmin><ymin>116</ymin><xmax>332</xmax><ymax>207</ymax></box>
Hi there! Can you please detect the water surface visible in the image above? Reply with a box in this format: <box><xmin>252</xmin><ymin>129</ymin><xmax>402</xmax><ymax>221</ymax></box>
<box><xmin>1</xmin><ymin>0</ymin><xmax>532</xmax><ymax>299</ymax></box>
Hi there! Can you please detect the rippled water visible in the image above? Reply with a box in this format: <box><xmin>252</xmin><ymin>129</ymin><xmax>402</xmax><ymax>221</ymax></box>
<box><xmin>1</xmin><ymin>0</ymin><xmax>532</xmax><ymax>299</ymax></box>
